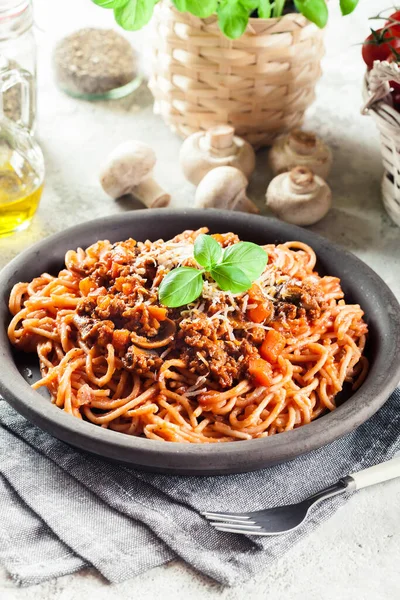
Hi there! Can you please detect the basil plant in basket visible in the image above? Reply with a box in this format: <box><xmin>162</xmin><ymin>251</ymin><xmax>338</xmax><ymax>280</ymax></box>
<box><xmin>92</xmin><ymin>0</ymin><xmax>359</xmax><ymax>39</ymax></box>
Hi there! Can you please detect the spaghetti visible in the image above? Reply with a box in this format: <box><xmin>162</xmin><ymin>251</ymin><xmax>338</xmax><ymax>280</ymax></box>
<box><xmin>8</xmin><ymin>229</ymin><xmax>369</xmax><ymax>443</ymax></box>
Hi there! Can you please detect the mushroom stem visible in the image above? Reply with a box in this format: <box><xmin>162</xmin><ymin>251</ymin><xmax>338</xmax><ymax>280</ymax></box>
<box><xmin>180</xmin><ymin>126</ymin><xmax>256</xmax><ymax>185</ymax></box>
<box><xmin>99</xmin><ymin>140</ymin><xmax>171</xmax><ymax>209</ymax></box>
<box><xmin>131</xmin><ymin>178</ymin><xmax>171</xmax><ymax>208</ymax></box>
<box><xmin>288</xmin><ymin>130</ymin><xmax>317</xmax><ymax>156</ymax></box>
<box><xmin>269</xmin><ymin>129</ymin><xmax>333</xmax><ymax>180</ymax></box>
<box><xmin>231</xmin><ymin>191</ymin><xmax>259</xmax><ymax>214</ymax></box>
<box><xmin>289</xmin><ymin>166</ymin><xmax>318</xmax><ymax>194</ymax></box>
<box><xmin>194</xmin><ymin>166</ymin><xmax>259</xmax><ymax>213</ymax></box>
<box><xmin>205</xmin><ymin>125</ymin><xmax>236</xmax><ymax>158</ymax></box>
<box><xmin>266</xmin><ymin>166</ymin><xmax>332</xmax><ymax>226</ymax></box>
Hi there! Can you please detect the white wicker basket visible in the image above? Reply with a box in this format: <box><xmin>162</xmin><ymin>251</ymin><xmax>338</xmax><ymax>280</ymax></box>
<box><xmin>362</xmin><ymin>60</ymin><xmax>400</xmax><ymax>226</ymax></box>
<box><xmin>149</xmin><ymin>1</ymin><xmax>324</xmax><ymax>148</ymax></box>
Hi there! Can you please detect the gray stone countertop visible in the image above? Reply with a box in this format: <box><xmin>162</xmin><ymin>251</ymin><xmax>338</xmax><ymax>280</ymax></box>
<box><xmin>0</xmin><ymin>0</ymin><xmax>399</xmax><ymax>598</ymax></box>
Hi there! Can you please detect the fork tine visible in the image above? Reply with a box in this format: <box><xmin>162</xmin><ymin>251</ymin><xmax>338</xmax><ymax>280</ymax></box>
<box><xmin>204</xmin><ymin>515</ymin><xmax>257</xmax><ymax>524</ymax></box>
<box><xmin>201</xmin><ymin>512</ymin><xmax>250</xmax><ymax>520</ymax></box>
<box><xmin>209</xmin><ymin>522</ymin><xmax>262</xmax><ymax>531</ymax></box>
<box><xmin>214</xmin><ymin>526</ymin><xmax>274</xmax><ymax>536</ymax></box>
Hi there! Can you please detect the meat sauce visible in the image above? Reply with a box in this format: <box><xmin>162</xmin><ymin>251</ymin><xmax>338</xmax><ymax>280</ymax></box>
<box><xmin>71</xmin><ymin>233</ymin><xmax>325</xmax><ymax>389</ymax></box>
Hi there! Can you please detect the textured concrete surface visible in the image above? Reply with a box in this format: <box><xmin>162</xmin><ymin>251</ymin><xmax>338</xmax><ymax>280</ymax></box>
<box><xmin>1</xmin><ymin>0</ymin><xmax>399</xmax><ymax>597</ymax></box>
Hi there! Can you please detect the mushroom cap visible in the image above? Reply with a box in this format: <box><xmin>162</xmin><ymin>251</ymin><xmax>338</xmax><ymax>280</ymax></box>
<box><xmin>268</xmin><ymin>130</ymin><xmax>333</xmax><ymax>180</ymax></box>
<box><xmin>266</xmin><ymin>167</ymin><xmax>332</xmax><ymax>226</ymax></box>
<box><xmin>195</xmin><ymin>166</ymin><xmax>258</xmax><ymax>213</ymax></box>
<box><xmin>195</xmin><ymin>166</ymin><xmax>248</xmax><ymax>209</ymax></box>
<box><xmin>180</xmin><ymin>129</ymin><xmax>256</xmax><ymax>185</ymax></box>
<box><xmin>100</xmin><ymin>141</ymin><xmax>156</xmax><ymax>199</ymax></box>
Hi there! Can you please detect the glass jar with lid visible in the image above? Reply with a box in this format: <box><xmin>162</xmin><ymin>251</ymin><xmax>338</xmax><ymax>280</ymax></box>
<box><xmin>0</xmin><ymin>0</ymin><xmax>36</xmax><ymax>131</ymax></box>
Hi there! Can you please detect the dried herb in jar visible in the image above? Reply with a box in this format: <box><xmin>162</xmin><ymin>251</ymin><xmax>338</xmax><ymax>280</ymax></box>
<box><xmin>53</xmin><ymin>28</ymin><xmax>138</xmax><ymax>98</ymax></box>
<box><xmin>1</xmin><ymin>59</ymin><xmax>23</xmax><ymax>122</ymax></box>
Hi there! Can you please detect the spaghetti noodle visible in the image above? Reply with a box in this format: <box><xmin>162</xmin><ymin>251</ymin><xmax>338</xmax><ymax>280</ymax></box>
<box><xmin>8</xmin><ymin>229</ymin><xmax>369</xmax><ymax>443</ymax></box>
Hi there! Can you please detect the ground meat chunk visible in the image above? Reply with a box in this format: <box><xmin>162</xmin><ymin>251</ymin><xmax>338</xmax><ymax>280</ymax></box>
<box><xmin>76</xmin><ymin>297</ymin><xmax>97</xmax><ymax>317</ymax></box>
<box><xmin>122</xmin><ymin>346</ymin><xmax>163</xmax><ymax>375</ymax></box>
<box><xmin>171</xmin><ymin>228</ymin><xmax>208</xmax><ymax>244</ymax></box>
<box><xmin>275</xmin><ymin>302</ymin><xmax>298</xmax><ymax>322</ymax></box>
<box><xmin>211</xmin><ymin>232</ymin><xmax>240</xmax><ymax>247</ymax></box>
<box><xmin>177</xmin><ymin>314</ymin><xmax>252</xmax><ymax>388</ymax></box>
<box><xmin>180</xmin><ymin>344</ymin><xmax>240</xmax><ymax>388</ymax></box>
<box><xmin>245</xmin><ymin>325</ymin><xmax>266</xmax><ymax>345</ymax></box>
<box><xmin>275</xmin><ymin>280</ymin><xmax>322</xmax><ymax>320</ymax></box>
<box><xmin>92</xmin><ymin>262</ymin><xmax>112</xmax><ymax>288</ymax></box>
<box><xmin>72</xmin><ymin>314</ymin><xmax>114</xmax><ymax>347</ymax></box>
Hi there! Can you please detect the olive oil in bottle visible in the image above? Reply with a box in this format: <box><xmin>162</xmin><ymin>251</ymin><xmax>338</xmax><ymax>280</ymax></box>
<box><xmin>0</xmin><ymin>147</ymin><xmax>43</xmax><ymax>237</ymax></box>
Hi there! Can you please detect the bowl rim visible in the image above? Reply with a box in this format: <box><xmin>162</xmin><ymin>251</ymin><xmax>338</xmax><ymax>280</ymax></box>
<box><xmin>1</xmin><ymin>209</ymin><xmax>400</xmax><ymax>475</ymax></box>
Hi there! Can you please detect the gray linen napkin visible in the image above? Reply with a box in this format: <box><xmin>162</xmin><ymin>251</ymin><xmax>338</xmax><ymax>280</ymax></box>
<box><xmin>1</xmin><ymin>389</ymin><xmax>399</xmax><ymax>587</ymax></box>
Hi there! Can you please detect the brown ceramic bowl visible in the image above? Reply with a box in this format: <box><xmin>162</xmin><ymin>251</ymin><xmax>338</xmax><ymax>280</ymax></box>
<box><xmin>1</xmin><ymin>210</ymin><xmax>400</xmax><ymax>475</ymax></box>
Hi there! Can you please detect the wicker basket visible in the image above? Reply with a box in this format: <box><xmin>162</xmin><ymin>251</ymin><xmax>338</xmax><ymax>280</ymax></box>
<box><xmin>362</xmin><ymin>61</ymin><xmax>400</xmax><ymax>227</ymax></box>
<box><xmin>149</xmin><ymin>2</ymin><xmax>325</xmax><ymax>148</ymax></box>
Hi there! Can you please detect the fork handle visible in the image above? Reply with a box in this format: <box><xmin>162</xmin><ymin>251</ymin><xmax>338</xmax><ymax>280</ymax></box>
<box><xmin>347</xmin><ymin>456</ymin><xmax>400</xmax><ymax>490</ymax></box>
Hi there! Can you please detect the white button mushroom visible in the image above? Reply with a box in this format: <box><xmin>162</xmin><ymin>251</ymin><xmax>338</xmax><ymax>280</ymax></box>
<box><xmin>195</xmin><ymin>166</ymin><xmax>259</xmax><ymax>213</ymax></box>
<box><xmin>99</xmin><ymin>141</ymin><xmax>171</xmax><ymax>208</ymax></box>
<box><xmin>266</xmin><ymin>166</ymin><xmax>332</xmax><ymax>226</ymax></box>
<box><xmin>180</xmin><ymin>125</ymin><xmax>256</xmax><ymax>185</ymax></box>
<box><xmin>268</xmin><ymin>130</ymin><xmax>333</xmax><ymax>180</ymax></box>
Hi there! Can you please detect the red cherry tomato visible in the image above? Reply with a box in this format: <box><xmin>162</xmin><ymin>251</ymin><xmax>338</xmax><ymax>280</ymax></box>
<box><xmin>385</xmin><ymin>11</ymin><xmax>400</xmax><ymax>37</ymax></box>
<box><xmin>362</xmin><ymin>29</ymin><xmax>400</xmax><ymax>70</ymax></box>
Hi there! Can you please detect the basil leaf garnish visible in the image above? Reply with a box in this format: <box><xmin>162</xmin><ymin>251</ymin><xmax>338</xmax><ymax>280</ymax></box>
<box><xmin>91</xmin><ymin>0</ymin><xmax>128</xmax><ymax>8</ymax></box>
<box><xmin>172</xmin><ymin>0</ymin><xmax>218</xmax><ymax>18</ymax></box>
<box><xmin>158</xmin><ymin>235</ymin><xmax>268</xmax><ymax>306</ymax></box>
<box><xmin>217</xmin><ymin>0</ymin><xmax>249</xmax><ymax>39</ymax></box>
<box><xmin>211</xmin><ymin>265</ymin><xmax>252</xmax><ymax>294</ymax></box>
<box><xmin>114</xmin><ymin>0</ymin><xmax>156</xmax><ymax>30</ymax></box>
<box><xmin>339</xmin><ymin>0</ymin><xmax>359</xmax><ymax>16</ymax></box>
<box><xmin>258</xmin><ymin>0</ymin><xmax>272</xmax><ymax>18</ymax></box>
<box><xmin>158</xmin><ymin>267</ymin><xmax>204</xmax><ymax>308</ymax></box>
<box><xmin>241</xmin><ymin>0</ymin><xmax>259</xmax><ymax>10</ymax></box>
<box><xmin>194</xmin><ymin>234</ymin><xmax>223</xmax><ymax>270</ymax></box>
<box><xmin>294</xmin><ymin>0</ymin><xmax>328</xmax><ymax>28</ymax></box>
<box><xmin>221</xmin><ymin>241</ymin><xmax>268</xmax><ymax>281</ymax></box>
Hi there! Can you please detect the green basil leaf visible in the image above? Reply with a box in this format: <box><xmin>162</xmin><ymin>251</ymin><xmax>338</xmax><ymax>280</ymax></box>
<box><xmin>194</xmin><ymin>234</ymin><xmax>223</xmax><ymax>270</ymax></box>
<box><xmin>114</xmin><ymin>0</ymin><xmax>156</xmax><ymax>30</ymax></box>
<box><xmin>241</xmin><ymin>0</ymin><xmax>259</xmax><ymax>11</ymax></box>
<box><xmin>91</xmin><ymin>0</ymin><xmax>127</xmax><ymax>7</ymax></box>
<box><xmin>258</xmin><ymin>0</ymin><xmax>271</xmax><ymax>18</ymax></box>
<box><xmin>159</xmin><ymin>267</ymin><xmax>204</xmax><ymax>307</ymax></box>
<box><xmin>272</xmin><ymin>0</ymin><xmax>285</xmax><ymax>18</ymax></box>
<box><xmin>221</xmin><ymin>242</ymin><xmax>268</xmax><ymax>281</ymax></box>
<box><xmin>294</xmin><ymin>0</ymin><xmax>328</xmax><ymax>28</ymax></box>
<box><xmin>217</xmin><ymin>0</ymin><xmax>249</xmax><ymax>39</ymax></box>
<box><xmin>339</xmin><ymin>0</ymin><xmax>359</xmax><ymax>16</ymax></box>
<box><xmin>172</xmin><ymin>0</ymin><xmax>218</xmax><ymax>18</ymax></box>
<box><xmin>211</xmin><ymin>265</ymin><xmax>252</xmax><ymax>294</ymax></box>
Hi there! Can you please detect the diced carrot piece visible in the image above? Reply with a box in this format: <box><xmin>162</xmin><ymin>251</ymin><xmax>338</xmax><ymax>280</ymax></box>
<box><xmin>88</xmin><ymin>286</ymin><xmax>107</xmax><ymax>298</ymax></box>
<box><xmin>122</xmin><ymin>282</ymin><xmax>134</xmax><ymax>295</ymax></box>
<box><xmin>248</xmin><ymin>303</ymin><xmax>272</xmax><ymax>324</ymax></box>
<box><xmin>148</xmin><ymin>306</ymin><xmax>168</xmax><ymax>321</ymax></box>
<box><xmin>112</xmin><ymin>329</ymin><xmax>130</xmax><ymax>352</ymax></box>
<box><xmin>247</xmin><ymin>284</ymin><xmax>272</xmax><ymax>323</ymax></box>
<box><xmin>248</xmin><ymin>283</ymin><xmax>264</xmax><ymax>302</ymax></box>
<box><xmin>211</xmin><ymin>233</ymin><xmax>224</xmax><ymax>244</ymax></box>
<box><xmin>96</xmin><ymin>294</ymin><xmax>111</xmax><ymax>308</ymax></box>
<box><xmin>248</xmin><ymin>357</ymin><xmax>273</xmax><ymax>387</ymax></box>
<box><xmin>111</xmin><ymin>262</ymin><xmax>121</xmax><ymax>279</ymax></box>
<box><xmin>260</xmin><ymin>330</ymin><xmax>286</xmax><ymax>363</ymax></box>
<box><xmin>79</xmin><ymin>277</ymin><xmax>96</xmax><ymax>296</ymax></box>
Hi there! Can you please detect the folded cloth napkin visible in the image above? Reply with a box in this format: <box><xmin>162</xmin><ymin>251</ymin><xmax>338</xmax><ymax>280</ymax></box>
<box><xmin>1</xmin><ymin>389</ymin><xmax>399</xmax><ymax>587</ymax></box>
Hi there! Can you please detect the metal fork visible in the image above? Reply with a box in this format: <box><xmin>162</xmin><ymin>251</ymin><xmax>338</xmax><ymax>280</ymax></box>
<box><xmin>202</xmin><ymin>456</ymin><xmax>400</xmax><ymax>536</ymax></box>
